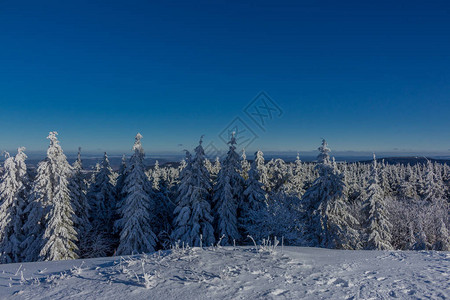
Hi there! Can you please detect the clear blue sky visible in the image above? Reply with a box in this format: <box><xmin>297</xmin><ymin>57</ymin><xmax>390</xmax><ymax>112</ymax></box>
<box><xmin>0</xmin><ymin>0</ymin><xmax>449</xmax><ymax>155</ymax></box>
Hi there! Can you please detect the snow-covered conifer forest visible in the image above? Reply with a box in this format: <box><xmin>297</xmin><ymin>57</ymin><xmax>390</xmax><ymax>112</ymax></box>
<box><xmin>0</xmin><ymin>132</ymin><xmax>449</xmax><ymax>264</ymax></box>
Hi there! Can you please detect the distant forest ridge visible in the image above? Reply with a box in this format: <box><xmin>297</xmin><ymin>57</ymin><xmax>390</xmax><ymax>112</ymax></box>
<box><xmin>8</xmin><ymin>155</ymin><xmax>450</xmax><ymax>170</ymax></box>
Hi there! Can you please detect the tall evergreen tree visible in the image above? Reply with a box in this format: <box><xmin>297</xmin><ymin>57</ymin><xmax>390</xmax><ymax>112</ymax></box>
<box><xmin>40</xmin><ymin>175</ymin><xmax>78</xmax><ymax>261</ymax></box>
<box><xmin>433</xmin><ymin>218</ymin><xmax>450</xmax><ymax>251</ymax></box>
<box><xmin>421</xmin><ymin>160</ymin><xmax>445</xmax><ymax>202</ymax></box>
<box><xmin>240</xmin><ymin>152</ymin><xmax>268</xmax><ymax>241</ymax></box>
<box><xmin>152</xmin><ymin>161</ymin><xmax>174</xmax><ymax>248</ymax></box>
<box><xmin>399</xmin><ymin>164</ymin><xmax>419</xmax><ymax>200</ymax></box>
<box><xmin>240</xmin><ymin>149</ymin><xmax>251</xmax><ymax>180</ymax></box>
<box><xmin>254</xmin><ymin>150</ymin><xmax>269</xmax><ymax>191</ymax></box>
<box><xmin>289</xmin><ymin>153</ymin><xmax>306</xmax><ymax>198</ymax></box>
<box><xmin>363</xmin><ymin>154</ymin><xmax>393</xmax><ymax>250</ymax></box>
<box><xmin>0</xmin><ymin>149</ymin><xmax>28</xmax><ymax>263</ymax></box>
<box><xmin>301</xmin><ymin>139</ymin><xmax>359</xmax><ymax>249</ymax></box>
<box><xmin>68</xmin><ymin>147</ymin><xmax>91</xmax><ymax>255</ymax></box>
<box><xmin>115</xmin><ymin>133</ymin><xmax>157</xmax><ymax>255</ymax></box>
<box><xmin>213</xmin><ymin>156</ymin><xmax>221</xmax><ymax>177</ymax></box>
<box><xmin>151</xmin><ymin>161</ymin><xmax>161</xmax><ymax>190</ymax></box>
<box><xmin>115</xmin><ymin>154</ymin><xmax>128</xmax><ymax>203</ymax></box>
<box><xmin>22</xmin><ymin>132</ymin><xmax>78</xmax><ymax>261</ymax></box>
<box><xmin>204</xmin><ymin>157</ymin><xmax>214</xmax><ymax>177</ymax></box>
<box><xmin>87</xmin><ymin>152</ymin><xmax>116</xmax><ymax>234</ymax></box>
<box><xmin>15</xmin><ymin>147</ymin><xmax>29</xmax><ymax>189</ymax></box>
<box><xmin>213</xmin><ymin>133</ymin><xmax>245</xmax><ymax>245</ymax></box>
<box><xmin>172</xmin><ymin>137</ymin><xmax>215</xmax><ymax>247</ymax></box>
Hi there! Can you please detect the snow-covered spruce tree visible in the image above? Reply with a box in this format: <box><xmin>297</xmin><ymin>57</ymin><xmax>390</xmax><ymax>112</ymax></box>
<box><xmin>115</xmin><ymin>154</ymin><xmax>128</xmax><ymax>203</ymax></box>
<box><xmin>362</xmin><ymin>154</ymin><xmax>393</xmax><ymax>250</ymax></box>
<box><xmin>0</xmin><ymin>149</ymin><xmax>28</xmax><ymax>263</ymax></box>
<box><xmin>426</xmin><ymin>195</ymin><xmax>449</xmax><ymax>251</ymax></box>
<box><xmin>433</xmin><ymin>218</ymin><xmax>450</xmax><ymax>251</ymax></box>
<box><xmin>288</xmin><ymin>153</ymin><xmax>306</xmax><ymax>198</ymax></box>
<box><xmin>421</xmin><ymin>160</ymin><xmax>445</xmax><ymax>202</ymax></box>
<box><xmin>254</xmin><ymin>150</ymin><xmax>269</xmax><ymax>192</ymax></box>
<box><xmin>240</xmin><ymin>149</ymin><xmax>251</xmax><ymax>181</ymax></box>
<box><xmin>22</xmin><ymin>132</ymin><xmax>78</xmax><ymax>261</ymax></box>
<box><xmin>40</xmin><ymin>175</ymin><xmax>78</xmax><ymax>261</ymax></box>
<box><xmin>379</xmin><ymin>160</ymin><xmax>393</xmax><ymax>197</ymax></box>
<box><xmin>266</xmin><ymin>158</ymin><xmax>289</xmax><ymax>194</ymax></box>
<box><xmin>15</xmin><ymin>147</ymin><xmax>29</xmax><ymax>189</ymax></box>
<box><xmin>399</xmin><ymin>165</ymin><xmax>419</xmax><ymax>200</ymax></box>
<box><xmin>152</xmin><ymin>160</ymin><xmax>161</xmax><ymax>190</ymax></box>
<box><xmin>240</xmin><ymin>152</ymin><xmax>269</xmax><ymax>242</ymax></box>
<box><xmin>300</xmin><ymin>139</ymin><xmax>359</xmax><ymax>249</ymax></box>
<box><xmin>115</xmin><ymin>133</ymin><xmax>157</xmax><ymax>255</ymax></box>
<box><xmin>68</xmin><ymin>147</ymin><xmax>91</xmax><ymax>256</ymax></box>
<box><xmin>151</xmin><ymin>161</ymin><xmax>174</xmax><ymax>249</ymax></box>
<box><xmin>213</xmin><ymin>133</ymin><xmax>245</xmax><ymax>245</ymax></box>
<box><xmin>171</xmin><ymin>138</ymin><xmax>215</xmax><ymax>247</ymax></box>
<box><xmin>21</xmin><ymin>159</ymin><xmax>52</xmax><ymax>261</ymax></box>
<box><xmin>212</xmin><ymin>156</ymin><xmax>221</xmax><ymax>177</ymax></box>
<box><xmin>387</xmin><ymin>197</ymin><xmax>413</xmax><ymax>250</ymax></box>
<box><xmin>83</xmin><ymin>152</ymin><xmax>117</xmax><ymax>258</ymax></box>
<box><xmin>204</xmin><ymin>157</ymin><xmax>214</xmax><ymax>177</ymax></box>
<box><xmin>87</xmin><ymin>152</ymin><xmax>116</xmax><ymax>235</ymax></box>
<box><xmin>266</xmin><ymin>188</ymin><xmax>303</xmax><ymax>245</ymax></box>
<box><xmin>89</xmin><ymin>162</ymin><xmax>101</xmax><ymax>189</ymax></box>
<box><xmin>413</xmin><ymin>221</ymin><xmax>430</xmax><ymax>250</ymax></box>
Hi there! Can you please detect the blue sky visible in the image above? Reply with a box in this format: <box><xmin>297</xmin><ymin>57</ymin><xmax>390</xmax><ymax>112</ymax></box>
<box><xmin>0</xmin><ymin>0</ymin><xmax>449</xmax><ymax>155</ymax></box>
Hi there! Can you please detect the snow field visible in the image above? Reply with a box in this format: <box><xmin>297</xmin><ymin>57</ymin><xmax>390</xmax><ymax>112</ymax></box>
<box><xmin>0</xmin><ymin>246</ymin><xmax>448</xmax><ymax>300</ymax></box>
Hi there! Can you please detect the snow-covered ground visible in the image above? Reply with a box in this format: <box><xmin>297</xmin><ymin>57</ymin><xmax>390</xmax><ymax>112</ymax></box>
<box><xmin>0</xmin><ymin>246</ymin><xmax>448</xmax><ymax>300</ymax></box>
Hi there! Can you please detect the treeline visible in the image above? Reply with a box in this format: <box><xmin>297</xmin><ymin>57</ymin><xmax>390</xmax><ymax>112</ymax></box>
<box><xmin>0</xmin><ymin>132</ymin><xmax>449</xmax><ymax>263</ymax></box>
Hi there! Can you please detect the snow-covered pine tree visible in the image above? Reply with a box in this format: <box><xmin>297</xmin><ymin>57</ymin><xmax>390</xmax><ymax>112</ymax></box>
<box><xmin>379</xmin><ymin>160</ymin><xmax>393</xmax><ymax>197</ymax></box>
<box><xmin>82</xmin><ymin>153</ymin><xmax>118</xmax><ymax>258</ymax></box>
<box><xmin>213</xmin><ymin>156</ymin><xmax>221</xmax><ymax>177</ymax></box>
<box><xmin>213</xmin><ymin>133</ymin><xmax>245</xmax><ymax>245</ymax></box>
<box><xmin>0</xmin><ymin>149</ymin><xmax>28</xmax><ymax>263</ymax></box>
<box><xmin>115</xmin><ymin>154</ymin><xmax>127</xmax><ymax>203</ymax></box>
<box><xmin>301</xmin><ymin>139</ymin><xmax>360</xmax><ymax>249</ymax></box>
<box><xmin>15</xmin><ymin>147</ymin><xmax>29</xmax><ymax>190</ymax></box>
<box><xmin>253</xmin><ymin>150</ymin><xmax>269</xmax><ymax>192</ymax></box>
<box><xmin>433</xmin><ymin>218</ymin><xmax>450</xmax><ymax>251</ymax></box>
<box><xmin>240</xmin><ymin>149</ymin><xmax>251</xmax><ymax>180</ymax></box>
<box><xmin>89</xmin><ymin>162</ymin><xmax>101</xmax><ymax>189</ymax></box>
<box><xmin>288</xmin><ymin>153</ymin><xmax>306</xmax><ymax>198</ymax></box>
<box><xmin>152</xmin><ymin>160</ymin><xmax>161</xmax><ymax>190</ymax></box>
<box><xmin>413</xmin><ymin>221</ymin><xmax>430</xmax><ymax>250</ymax></box>
<box><xmin>40</xmin><ymin>174</ymin><xmax>78</xmax><ymax>261</ymax></box>
<box><xmin>204</xmin><ymin>157</ymin><xmax>214</xmax><ymax>176</ymax></box>
<box><xmin>266</xmin><ymin>188</ymin><xmax>303</xmax><ymax>245</ymax></box>
<box><xmin>115</xmin><ymin>133</ymin><xmax>157</xmax><ymax>255</ymax></box>
<box><xmin>68</xmin><ymin>147</ymin><xmax>91</xmax><ymax>256</ymax></box>
<box><xmin>363</xmin><ymin>154</ymin><xmax>393</xmax><ymax>250</ymax></box>
<box><xmin>240</xmin><ymin>152</ymin><xmax>268</xmax><ymax>242</ymax></box>
<box><xmin>266</xmin><ymin>158</ymin><xmax>288</xmax><ymax>193</ymax></box>
<box><xmin>171</xmin><ymin>137</ymin><xmax>215</xmax><ymax>247</ymax></box>
<box><xmin>21</xmin><ymin>159</ymin><xmax>52</xmax><ymax>262</ymax></box>
<box><xmin>399</xmin><ymin>164</ymin><xmax>419</xmax><ymax>200</ymax></box>
<box><xmin>152</xmin><ymin>161</ymin><xmax>174</xmax><ymax>249</ymax></box>
<box><xmin>421</xmin><ymin>160</ymin><xmax>445</xmax><ymax>202</ymax></box>
<box><xmin>428</xmin><ymin>191</ymin><xmax>450</xmax><ymax>251</ymax></box>
<box><xmin>87</xmin><ymin>152</ymin><xmax>116</xmax><ymax>236</ymax></box>
<box><xmin>22</xmin><ymin>132</ymin><xmax>78</xmax><ymax>261</ymax></box>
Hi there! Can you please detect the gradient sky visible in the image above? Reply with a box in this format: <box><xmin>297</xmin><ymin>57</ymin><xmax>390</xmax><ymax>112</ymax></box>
<box><xmin>0</xmin><ymin>0</ymin><xmax>449</xmax><ymax>155</ymax></box>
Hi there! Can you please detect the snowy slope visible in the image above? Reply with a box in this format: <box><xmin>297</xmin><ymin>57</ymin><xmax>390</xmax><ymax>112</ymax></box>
<box><xmin>0</xmin><ymin>246</ymin><xmax>448</xmax><ymax>300</ymax></box>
